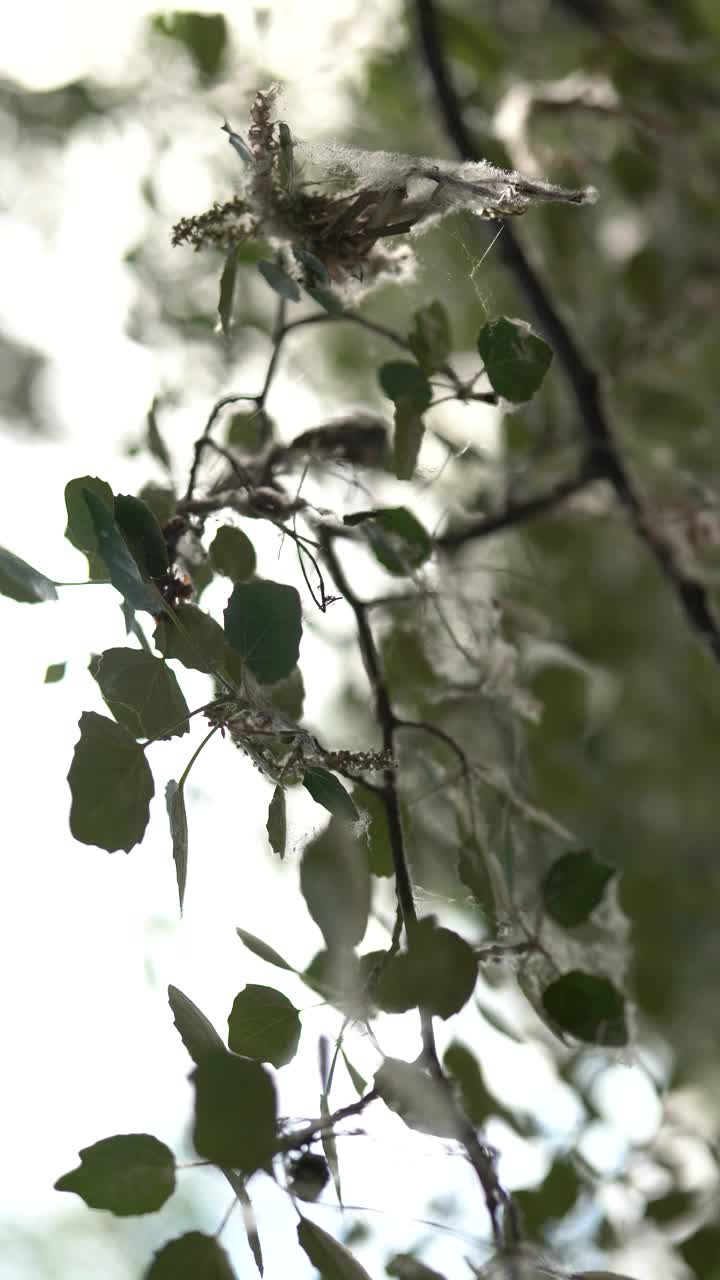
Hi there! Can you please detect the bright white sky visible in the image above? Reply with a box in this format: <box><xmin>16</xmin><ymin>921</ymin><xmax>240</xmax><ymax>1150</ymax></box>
<box><xmin>0</xmin><ymin>6</ymin><xmax>666</xmax><ymax>1279</ymax></box>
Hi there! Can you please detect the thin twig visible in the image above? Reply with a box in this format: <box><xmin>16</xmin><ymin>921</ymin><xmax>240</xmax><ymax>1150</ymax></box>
<box><xmin>277</xmin><ymin>1089</ymin><xmax>379</xmax><ymax>1152</ymax></box>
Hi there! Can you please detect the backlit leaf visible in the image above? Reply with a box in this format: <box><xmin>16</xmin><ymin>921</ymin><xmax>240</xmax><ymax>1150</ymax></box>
<box><xmin>114</xmin><ymin>493</ymin><xmax>168</xmax><ymax>578</ymax></box>
<box><xmin>168</xmin><ymin>985</ymin><xmax>226</xmax><ymax>1066</ymax></box>
<box><xmin>303</xmin><ymin>767</ymin><xmax>358</xmax><ymax>821</ymax></box>
<box><xmin>224</xmin><ymin>579</ymin><xmax>302</xmax><ymax>684</ymax></box>
<box><xmin>219</xmin><ymin>248</ymin><xmax>238</xmax><ymax>338</ymax></box>
<box><xmin>152</xmin><ymin>12</ymin><xmax>227</xmax><ymax>79</ymax></box>
<box><xmin>353</xmin><ymin>785</ymin><xmax>393</xmax><ymax>878</ymax></box>
<box><xmin>191</xmin><ymin>1052</ymin><xmax>277</xmax><ymax>1171</ymax></box>
<box><xmin>257</xmin><ymin>260</ymin><xmax>300</xmax><ymax>302</ymax></box>
<box><xmin>228</xmin><ymin>984</ymin><xmax>301</xmax><ymax>1067</ymax></box>
<box><xmin>297</xmin><ymin>1217</ymin><xmax>373</xmax><ymax>1280</ymax></box>
<box><xmin>64</xmin><ymin>475</ymin><xmax>114</xmax><ymax>557</ymax></box>
<box><xmin>68</xmin><ymin>712</ymin><xmax>154</xmax><ymax>852</ymax></box>
<box><xmin>542</xmin><ymin>850</ymin><xmax>615</xmax><ymax>927</ymax></box>
<box><xmin>300</xmin><ymin>820</ymin><xmax>370</xmax><ymax>951</ymax></box>
<box><xmin>378</xmin><ymin>361</ymin><xmax>433</xmax><ymax>409</ymax></box>
<box><xmin>144</xmin><ymin>1231</ymin><xmax>236</xmax><ymax>1280</ymax></box>
<box><xmin>166</xmin><ymin>781</ymin><xmax>188</xmax><ymax>912</ymax></box>
<box><xmin>377</xmin><ymin>918</ymin><xmax>477</xmax><ymax>1019</ymax></box>
<box><xmin>83</xmin><ymin>490</ymin><xmax>161</xmax><ymax>614</ymax></box>
<box><xmin>90</xmin><ymin>648</ymin><xmax>190</xmax><ymax>740</ymax></box>
<box><xmin>0</xmin><ymin>546</ymin><xmax>57</xmax><ymax>603</ymax></box>
<box><xmin>347</xmin><ymin>507</ymin><xmax>432</xmax><ymax>576</ymax></box>
<box><xmin>210</xmin><ymin>525</ymin><xmax>256</xmax><ymax>581</ymax></box>
<box><xmin>541</xmin><ymin>971</ymin><xmax>628</xmax><ymax>1046</ymax></box>
<box><xmin>236</xmin><ymin>927</ymin><xmax>296</xmax><ymax>972</ymax></box>
<box><xmin>477</xmin><ymin>317</ymin><xmax>552</xmax><ymax>403</ymax></box>
<box><xmin>408</xmin><ymin>300</ymin><xmax>451</xmax><ymax>374</ymax></box>
<box><xmin>266</xmin><ymin>785</ymin><xmax>286</xmax><ymax>858</ymax></box>
<box><xmin>55</xmin><ymin>1134</ymin><xmax>175</xmax><ymax>1216</ymax></box>
<box><xmin>44</xmin><ymin>662</ymin><xmax>66</xmax><ymax>683</ymax></box>
<box><xmin>154</xmin><ymin>603</ymin><xmax>226</xmax><ymax>674</ymax></box>
<box><xmin>374</xmin><ymin>1058</ymin><xmax>458</xmax><ymax>1138</ymax></box>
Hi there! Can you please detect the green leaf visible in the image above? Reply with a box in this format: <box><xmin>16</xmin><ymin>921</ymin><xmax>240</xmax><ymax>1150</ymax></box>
<box><xmin>266</xmin><ymin>785</ymin><xmax>286</xmax><ymax>858</ymax></box>
<box><xmin>236</xmin><ymin>927</ymin><xmax>296</xmax><ymax>972</ymax></box>
<box><xmin>303</xmin><ymin>768</ymin><xmax>358</xmax><ymax>821</ymax></box>
<box><xmin>152</xmin><ymin>12</ymin><xmax>227</xmax><ymax>78</ymax></box>
<box><xmin>393</xmin><ymin>402</ymin><xmax>426</xmax><ymax>481</ymax></box>
<box><xmin>353</xmin><ymin>785</ymin><xmax>393</xmax><ymax>878</ymax></box>
<box><xmin>347</xmin><ymin>507</ymin><xmax>432</xmax><ymax>576</ymax></box>
<box><xmin>226</xmin><ymin>409</ymin><xmax>273</xmax><ymax>454</ymax></box>
<box><xmin>210</xmin><ymin>525</ymin><xmax>256</xmax><ymax>581</ymax></box>
<box><xmin>541</xmin><ymin>971</ymin><xmax>628</xmax><ymax>1046</ymax></box>
<box><xmin>146</xmin><ymin>400</ymin><xmax>171</xmax><ymax>472</ymax></box>
<box><xmin>341</xmin><ymin>1050</ymin><xmax>367</xmax><ymax>1097</ymax></box>
<box><xmin>154</xmin><ymin>603</ymin><xmax>226</xmax><ymax>673</ymax></box>
<box><xmin>443</xmin><ymin>1042</ymin><xmax>513</xmax><ymax>1129</ymax></box>
<box><xmin>224</xmin><ymin>580</ymin><xmax>302</xmax><ymax>684</ymax></box>
<box><xmin>374</xmin><ymin>1058</ymin><xmax>458</xmax><ymax>1138</ymax></box>
<box><xmin>267</xmin><ymin>666</ymin><xmax>305</xmax><ymax>720</ymax></box>
<box><xmin>168</xmin><ymin>985</ymin><xmax>226</xmax><ymax>1065</ymax></box>
<box><xmin>218</xmin><ymin>247</ymin><xmax>239</xmax><ymax>339</ymax></box>
<box><xmin>297</xmin><ymin>1217</ymin><xmax>374</xmax><ymax>1280</ymax></box>
<box><xmin>64</xmin><ymin>475</ymin><xmax>114</xmax><ymax>557</ymax></box>
<box><xmin>90</xmin><ymin>648</ymin><xmax>190</xmax><ymax>739</ymax></box>
<box><xmin>515</xmin><ymin>1158</ymin><xmax>582</xmax><ymax>1239</ymax></box>
<box><xmin>288</xmin><ymin>1151</ymin><xmax>330</xmax><ymax>1202</ymax></box>
<box><xmin>144</xmin><ymin>1232</ymin><xmax>236</xmax><ymax>1280</ymax></box>
<box><xmin>477</xmin><ymin>317</ymin><xmax>553</xmax><ymax>403</ymax></box>
<box><xmin>138</xmin><ymin>484</ymin><xmax>176</xmax><ymax>525</ymax></box>
<box><xmin>542</xmin><ymin>850</ymin><xmax>615</xmax><ymax>927</ymax></box>
<box><xmin>228</xmin><ymin>984</ymin><xmax>301</xmax><ymax>1067</ymax></box>
<box><xmin>257</xmin><ymin>260</ymin><xmax>300</xmax><ymax>302</ymax></box>
<box><xmin>166</xmin><ymin>781</ymin><xmax>188</xmax><ymax>912</ymax></box>
<box><xmin>408</xmin><ymin>300</ymin><xmax>451</xmax><ymax>374</ymax></box>
<box><xmin>277</xmin><ymin>122</ymin><xmax>294</xmax><ymax>192</ymax></box>
<box><xmin>377</xmin><ymin>918</ymin><xmax>477</xmax><ymax>1019</ymax></box>
<box><xmin>68</xmin><ymin>712</ymin><xmax>155</xmax><ymax>852</ymax></box>
<box><xmin>54</xmin><ymin>1134</ymin><xmax>175</xmax><ymax>1216</ymax></box>
<box><xmin>320</xmin><ymin>1091</ymin><xmax>342</xmax><ymax>1205</ymax></box>
<box><xmin>191</xmin><ymin>1052</ymin><xmax>277</xmax><ymax>1171</ymax></box>
<box><xmin>302</xmin><ymin>949</ymin><xmax>367</xmax><ymax>1017</ymax></box>
<box><xmin>83</xmin><ymin>490</ymin><xmax>161</xmax><ymax>614</ymax></box>
<box><xmin>0</xmin><ymin>546</ymin><xmax>57</xmax><ymax>603</ymax></box>
<box><xmin>387</xmin><ymin>1254</ymin><xmax>448</xmax><ymax>1280</ymax></box>
<box><xmin>378</xmin><ymin>362</ymin><xmax>433</xmax><ymax>409</ymax></box>
<box><xmin>44</xmin><ymin>662</ymin><xmax>66</xmax><ymax>683</ymax></box>
<box><xmin>114</xmin><ymin>493</ymin><xmax>168</xmax><ymax>579</ymax></box>
<box><xmin>300</xmin><ymin>820</ymin><xmax>370</xmax><ymax>951</ymax></box>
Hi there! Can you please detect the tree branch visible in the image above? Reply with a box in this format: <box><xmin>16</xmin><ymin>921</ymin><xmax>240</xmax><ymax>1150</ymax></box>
<box><xmin>413</xmin><ymin>0</ymin><xmax>720</xmax><ymax>665</ymax></box>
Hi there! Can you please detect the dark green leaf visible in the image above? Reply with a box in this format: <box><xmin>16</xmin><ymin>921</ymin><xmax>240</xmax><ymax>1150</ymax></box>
<box><xmin>152</xmin><ymin>12</ymin><xmax>227</xmax><ymax>78</ymax></box>
<box><xmin>542</xmin><ymin>850</ymin><xmax>615</xmax><ymax>927</ymax></box>
<box><xmin>114</xmin><ymin>493</ymin><xmax>169</xmax><ymax>579</ymax></box>
<box><xmin>541</xmin><ymin>971</ymin><xmax>628</xmax><ymax>1046</ymax></box>
<box><xmin>154</xmin><ymin>603</ymin><xmax>226</xmax><ymax>673</ymax></box>
<box><xmin>320</xmin><ymin>1092</ymin><xmax>342</xmax><ymax>1205</ymax></box>
<box><xmin>64</xmin><ymin>476</ymin><xmax>114</xmax><ymax>557</ymax></box>
<box><xmin>303</xmin><ymin>768</ymin><xmax>358</xmax><ymax>821</ymax></box>
<box><xmin>144</xmin><ymin>1231</ymin><xmax>236</xmax><ymax>1280</ymax></box>
<box><xmin>257</xmin><ymin>260</ymin><xmax>301</xmax><ymax>302</ymax></box>
<box><xmin>68</xmin><ymin>712</ymin><xmax>154</xmax><ymax>852</ymax></box>
<box><xmin>356</xmin><ymin>507</ymin><xmax>432</xmax><ymax>576</ymax></box>
<box><xmin>218</xmin><ymin>248</ymin><xmax>239</xmax><ymax>339</ymax></box>
<box><xmin>393</xmin><ymin>402</ymin><xmax>426</xmax><ymax>481</ymax></box>
<box><xmin>224</xmin><ymin>579</ymin><xmax>302</xmax><ymax>684</ymax></box>
<box><xmin>54</xmin><ymin>1134</ymin><xmax>175</xmax><ymax>1216</ymax></box>
<box><xmin>146</xmin><ymin>400</ymin><xmax>171</xmax><ymax>472</ymax></box>
<box><xmin>236</xmin><ymin>927</ymin><xmax>296</xmax><ymax>972</ymax></box>
<box><xmin>44</xmin><ymin>662</ymin><xmax>66</xmax><ymax>683</ymax></box>
<box><xmin>168</xmin><ymin>984</ymin><xmax>226</xmax><ymax>1065</ymax></box>
<box><xmin>387</xmin><ymin>1254</ymin><xmax>448</xmax><ymax>1280</ymax></box>
<box><xmin>266</xmin><ymin>785</ymin><xmax>286</xmax><ymax>858</ymax></box>
<box><xmin>378</xmin><ymin>361</ymin><xmax>433</xmax><ymax>409</ymax></box>
<box><xmin>341</xmin><ymin>1050</ymin><xmax>367</xmax><ymax>1097</ymax></box>
<box><xmin>83</xmin><ymin>490</ymin><xmax>160</xmax><ymax>614</ymax></box>
<box><xmin>226</xmin><ymin>409</ymin><xmax>273</xmax><ymax>454</ymax></box>
<box><xmin>90</xmin><ymin>648</ymin><xmax>189</xmax><ymax>739</ymax></box>
<box><xmin>166</xmin><ymin>781</ymin><xmax>188</xmax><ymax>912</ymax></box>
<box><xmin>408</xmin><ymin>300</ymin><xmax>451</xmax><ymax>374</ymax></box>
<box><xmin>228</xmin><ymin>984</ymin><xmax>301</xmax><ymax>1067</ymax></box>
<box><xmin>210</xmin><ymin>525</ymin><xmax>256</xmax><ymax>581</ymax></box>
<box><xmin>300</xmin><ymin>820</ymin><xmax>370</xmax><ymax>951</ymax></box>
<box><xmin>514</xmin><ymin>1158</ymin><xmax>582</xmax><ymax>1239</ymax></box>
<box><xmin>288</xmin><ymin>1151</ymin><xmax>330</xmax><ymax>1202</ymax></box>
<box><xmin>297</xmin><ymin>1217</ymin><xmax>374</xmax><ymax>1280</ymax></box>
<box><xmin>277</xmin><ymin>122</ymin><xmax>294</xmax><ymax>192</ymax></box>
<box><xmin>477</xmin><ymin>317</ymin><xmax>552</xmax><ymax>403</ymax></box>
<box><xmin>192</xmin><ymin>1052</ymin><xmax>277</xmax><ymax>1171</ymax></box>
<box><xmin>443</xmin><ymin>1042</ymin><xmax>514</xmax><ymax>1129</ymax></box>
<box><xmin>374</xmin><ymin>1058</ymin><xmax>458</xmax><ymax>1138</ymax></box>
<box><xmin>0</xmin><ymin>546</ymin><xmax>57</xmax><ymax>603</ymax></box>
<box><xmin>377</xmin><ymin>919</ymin><xmax>477</xmax><ymax>1019</ymax></box>
<box><xmin>353</xmin><ymin>785</ymin><xmax>393</xmax><ymax>878</ymax></box>
<box><xmin>138</xmin><ymin>484</ymin><xmax>176</xmax><ymax>525</ymax></box>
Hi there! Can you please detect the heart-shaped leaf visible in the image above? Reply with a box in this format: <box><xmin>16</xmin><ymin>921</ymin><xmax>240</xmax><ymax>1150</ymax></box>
<box><xmin>477</xmin><ymin>317</ymin><xmax>552</xmax><ymax>403</ymax></box>
<box><xmin>68</xmin><ymin>712</ymin><xmax>154</xmax><ymax>852</ymax></box>
<box><xmin>144</xmin><ymin>1231</ymin><xmax>236</xmax><ymax>1279</ymax></box>
<box><xmin>228</xmin><ymin>984</ymin><xmax>301</xmax><ymax>1067</ymax></box>
<box><xmin>303</xmin><ymin>767</ymin><xmax>358</xmax><ymax>821</ymax></box>
<box><xmin>541</xmin><ymin>971</ymin><xmax>628</xmax><ymax>1046</ymax></box>
<box><xmin>55</xmin><ymin>1134</ymin><xmax>175</xmax><ymax>1216</ymax></box>
<box><xmin>210</xmin><ymin>526</ymin><xmax>256</xmax><ymax>581</ymax></box>
<box><xmin>154</xmin><ymin>604</ymin><xmax>226</xmax><ymax>674</ymax></box>
<box><xmin>191</xmin><ymin>1052</ymin><xmax>277</xmax><ymax>1171</ymax></box>
<box><xmin>542</xmin><ymin>850</ymin><xmax>615</xmax><ymax>928</ymax></box>
<box><xmin>90</xmin><ymin>648</ymin><xmax>189</xmax><ymax>740</ymax></box>
<box><xmin>224</xmin><ymin>579</ymin><xmax>302</xmax><ymax>684</ymax></box>
<box><xmin>377</xmin><ymin>918</ymin><xmax>477</xmax><ymax>1019</ymax></box>
<box><xmin>374</xmin><ymin>1058</ymin><xmax>458</xmax><ymax>1138</ymax></box>
<box><xmin>300</xmin><ymin>820</ymin><xmax>370</xmax><ymax>951</ymax></box>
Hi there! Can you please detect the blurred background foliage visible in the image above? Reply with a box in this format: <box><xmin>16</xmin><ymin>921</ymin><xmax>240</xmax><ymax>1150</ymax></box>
<box><xmin>4</xmin><ymin>1</ymin><xmax>720</xmax><ymax>1277</ymax></box>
